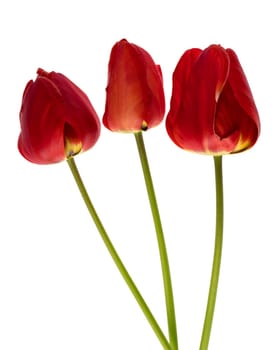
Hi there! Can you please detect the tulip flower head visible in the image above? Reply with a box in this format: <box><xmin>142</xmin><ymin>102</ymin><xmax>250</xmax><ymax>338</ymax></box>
<box><xmin>18</xmin><ymin>68</ymin><xmax>101</xmax><ymax>164</ymax></box>
<box><xmin>166</xmin><ymin>45</ymin><xmax>260</xmax><ymax>155</ymax></box>
<box><xmin>103</xmin><ymin>39</ymin><xmax>165</xmax><ymax>132</ymax></box>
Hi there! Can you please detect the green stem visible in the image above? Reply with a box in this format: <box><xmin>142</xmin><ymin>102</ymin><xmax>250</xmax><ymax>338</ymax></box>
<box><xmin>134</xmin><ymin>132</ymin><xmax>178</xmax><ymax>350</ymax></box>
<box><xmin>67</xmin><ymin>157</ymin><xmax>171</xmax><ymax>350</ymax></box>
<box><xmin>199</xmin><ymin>155</ymin><xmax>224</xmax><ymax>350</ymax></box>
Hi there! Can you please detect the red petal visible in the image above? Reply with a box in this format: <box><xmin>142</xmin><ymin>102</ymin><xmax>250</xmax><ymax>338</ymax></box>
<box><xmin>103</xmin><ymin>39</ymin><xmax>165</xmax><ymax>132</ymax></box>
<box><xmin>18</xmin><ymin>76</ymin><xmax>65</xmax><ymax>164</ymax></box>
<box><xmin>47</xmin><ymin>71</ymin><xmax>100</xmax><ymax>152</ymax></box>
<box><xmin>167</xmin><ymin>48</ymin><xmax>202</xmax><ymax>126</ymax></box>
<box><xmin>214</xmin><ymin>49</ymin><xmax>260</xmax><ymax>152</ymax></box>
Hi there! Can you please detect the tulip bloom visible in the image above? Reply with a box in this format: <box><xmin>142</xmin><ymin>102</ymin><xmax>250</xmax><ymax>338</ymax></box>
<box><xmin>166</xmin><ymin>45</ymin><xmax>260</xmax><ymax>154</ymax></box>
<box><xmin>103</xmin><ymin>39</ymin><xmax>165</xmax><ymax>132</ymax></box>
<box><xmin>18</xmin><ymin>68</ymin><xmax>101</xmax><ymax>164</ymax></box>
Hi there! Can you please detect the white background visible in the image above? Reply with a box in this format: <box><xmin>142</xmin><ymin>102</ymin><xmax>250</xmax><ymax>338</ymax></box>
<box><xmin>0</xmin><ymin>0</ymin><xmax>278</xmax><ymax>349</ymax></box>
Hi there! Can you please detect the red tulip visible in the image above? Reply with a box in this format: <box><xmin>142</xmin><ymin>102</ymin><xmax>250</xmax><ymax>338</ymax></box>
<box><xmin>166</xmin><ymin>45</ymin><xmax>260</xmax><ymax>155</ymax></box>
<box><xmin>18</xmin><ymin>68</ymin><xmax>101</xmax><ymax>164</ymax></box>
<box><xmin>103</xmin><ymin>39</ymin><xmax>165</xmax><ymax>132</ymax></box>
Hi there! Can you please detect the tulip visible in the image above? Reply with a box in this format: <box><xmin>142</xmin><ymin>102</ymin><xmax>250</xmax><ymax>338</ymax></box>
<box><xmin>18</xmin><ymin>68</ymin><xmax>101</xmax><ymax>164</ymax></box>
<box><xmin>166</xmin><ymin>44</ymin><xmax>260</xmax><ymax>155</ymax></box>
<box><xmin>103</xmin><ymin>40</ymin><xmax>178</xmax><ymax>347</ymax></box>
<box><xmin>103</xmin><ymin>39</ymin><xmax>165</xmax><ymax>132</ymax></box>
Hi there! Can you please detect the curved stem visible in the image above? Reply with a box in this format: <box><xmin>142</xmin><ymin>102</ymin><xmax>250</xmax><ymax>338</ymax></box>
<box><xmin>199</xmin><ymin>155</ymin><xmax>224</xmax><ymax>350</ymax></box>
<box><xmin>67</xmin><ymin>157</ymin><xmax>171</xmax><ymax>350</ymax></box>
<box><xmin>134</xmin><ymin>132</ymin><xmax>178</xmax><ymax>350</ymax></box>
